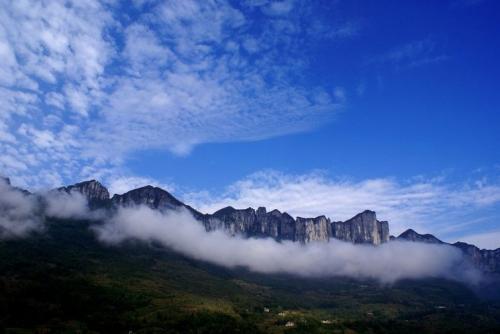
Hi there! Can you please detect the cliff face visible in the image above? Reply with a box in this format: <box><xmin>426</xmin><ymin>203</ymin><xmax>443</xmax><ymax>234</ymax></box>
<box><xmin>203</xmin><ymin>207</ymin><xmax>390</xmax><ymax>244</ymax></box>
<box><xmin>295</xmin><ymin>216</ymin><xmax>331</xmax><ymax>243</ymax></box>
<box><xmin>205</xmin><ymin>206</ymin><xmax>296</xmax><ymax>241</ymax></box>
<box><xmin>58</xmin><ymin>180</ymin><xmax>109</xmax><ymax>207</ymax></box>
<box><xmin>331</xmin><ymin>210</ymin><xmax>389</xmax><ymax>245</ymax></box>
<box><xmin>453</xmin><ymin>242</ymin><xmax>500</xmax><ymax>273</ymax></box>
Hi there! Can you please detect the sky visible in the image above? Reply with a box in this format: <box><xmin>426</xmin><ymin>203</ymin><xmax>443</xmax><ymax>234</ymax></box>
<box><xmin>0</xmin><ymin>0</ymin><xmax>499</xmax><ymax>248</ymax></box>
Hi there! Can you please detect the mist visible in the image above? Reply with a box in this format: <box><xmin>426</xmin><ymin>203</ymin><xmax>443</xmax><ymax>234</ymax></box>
<box><xmin>94</xmin><ymin>205</ymin><xmax>482</xmax><ymax>284</ymax></box>
<box><xmin>0</xmin><ymin>178</ymin><xmax>96</xmax><ymax>237</ymax></box>
<box><xmin>0</xmin><ymin>178</ymin><xmax>42</xmax><ymax>237</ymax></box>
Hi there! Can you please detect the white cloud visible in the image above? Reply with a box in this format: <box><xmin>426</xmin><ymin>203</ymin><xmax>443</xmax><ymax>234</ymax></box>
<box><xmin>0</xmin><ymin>178</ymin><xmax>41</xmax><ymax>237</ymax></box>
<box><xmin>184</xmin><ymin>170</ymin><xmax>500</xmax><ymax>240</ymax></box>
<box><xmin>43</xmin><ymin>190</ymin><xmax>90</xmax><ymax>220</ymax></box>
<box><xmin>0</xmin><ymin>0</ymin><xmax>347</xmax><ymax>188</ymax></box>
<box><xmin>94</xmin><ymin>205</ymin><xmax>482</xmax><ymax>284</ymax></box>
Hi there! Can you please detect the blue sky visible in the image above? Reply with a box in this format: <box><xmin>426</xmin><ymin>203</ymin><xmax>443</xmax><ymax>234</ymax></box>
<box><xmin>0</xmin><ymin>0</ymin><xmax>499</xmax><ymax>248</ymax></box>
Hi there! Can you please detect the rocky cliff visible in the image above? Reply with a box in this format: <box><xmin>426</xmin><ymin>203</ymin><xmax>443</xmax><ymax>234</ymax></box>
<box><xmin>205</xmin><ymin>206</ymin><xmax>296</xmax><ymax>241</ymax></box>
<box><xmin>58</xmin><ymin>180</ymin><xmax>109</xmax><ymax>207</ymax></box>
<box><xmin>331</xmin><ymin>210</ymin><xmax>389</xmax><ymax>245</ymax></box>
<box><xmin>295</xmin><ymin>216</ymin><xmax>331</xmax><ymax>243</ymax></box>
<box><xmin>60</xmin><ymin>180</ymin><xmax>389</xmax><ymax>245</ymax></box>
<box><xmin>48</xmin><ymin>179</ymin><xmax>500</xmax><ymax>273</ymax></box>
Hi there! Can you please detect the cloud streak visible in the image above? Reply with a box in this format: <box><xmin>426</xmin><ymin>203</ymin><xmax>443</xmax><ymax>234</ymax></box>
<box><xmin>94</xmin><ymin>205</ymin><xmax>482</xmax><ymax>284</ymax></box>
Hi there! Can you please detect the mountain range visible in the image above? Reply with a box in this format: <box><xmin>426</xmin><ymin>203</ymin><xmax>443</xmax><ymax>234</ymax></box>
<box><xmin>2</xmin><ymin>177</ymin><xmax>500</xmax><ymax>333</ymax></box>
<box><xmin>52</xmin><ymin>179</ymin><xmax>499</xmax><ymax>274</ymax></box>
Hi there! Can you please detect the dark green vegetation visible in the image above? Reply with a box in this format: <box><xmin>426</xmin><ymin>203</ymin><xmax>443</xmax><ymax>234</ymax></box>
<box><xmin>1</xmin><ymin>218</ymin><xmax>499</xmax><ymax>334</ymax></box>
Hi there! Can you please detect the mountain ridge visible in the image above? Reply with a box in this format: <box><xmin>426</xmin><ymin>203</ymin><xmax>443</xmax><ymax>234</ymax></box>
<box><xmin>2</xmin><ymin>178</ymin><xmax>499</xmax><ymax>273</ymax></box>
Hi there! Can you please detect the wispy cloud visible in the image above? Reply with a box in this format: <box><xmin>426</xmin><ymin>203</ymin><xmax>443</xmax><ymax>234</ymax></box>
<box><xmin>369</xmin><ymin>39</ymin><xmax>448</xmax><ymax>69</ymax></box>
<box><xmin>0</xmin><ymin>0</ymin><xmax>349</xmax><ymax>188</ymax></box>
<box><xmin>184</xmin><ymin>170</ymin><xmax>500</xmax><ymax>244</ymax></box>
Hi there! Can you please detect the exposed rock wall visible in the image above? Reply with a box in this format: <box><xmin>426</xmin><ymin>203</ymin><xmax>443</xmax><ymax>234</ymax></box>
<box><xmin>331</xmin><ymin>210</ymin><xmax>389</xmax><ymax>245</ymax></box>
<box><xmin>295</xmin><ymin>216</ymin><xmax>331</xmax><ymax>243</ymax></box>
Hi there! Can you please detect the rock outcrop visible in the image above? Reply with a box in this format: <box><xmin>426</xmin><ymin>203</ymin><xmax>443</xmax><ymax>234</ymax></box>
<box><xmin>58</xmin><ymin>180</ymin><xmax>110</xmax><ymax>206</ymax></box>
<box><xmin>331</xmin><ymin>210</ymin><xmax>389</xmax><ymax>245</ymax></box>
<box><xmin>453</xmin><ymin>242</ymin><xmax>500</xmax><ymax>273</ymax></box>
<box><xmin>205</xmin><ymin>206</ymin><xmax>296</xmax><ymax>241</ymax></box>
<box><xmin>295</xmin><ymin>216</ymin><xmax>331</xmax><ymax>243</ymax></box>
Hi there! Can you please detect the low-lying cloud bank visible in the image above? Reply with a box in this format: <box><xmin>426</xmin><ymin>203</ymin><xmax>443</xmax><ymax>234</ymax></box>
<box><xmin>0</xmin><ymin>178</ymin><xmax>483</xmax><ymax>284</ymax></box>
<box><xmin>94</xmin><ymin>205</ymin><xmax>482</xmax><ymax>285</ymax></box>
<box><xmin>0</xmin><ymin>178</ymin><xmax>97</xmax><ymax>238</ymax></box>
<box><xmin>0</xmin><ymin>178</ymin><xmax>41</xmax><ymax>237</ymax></box>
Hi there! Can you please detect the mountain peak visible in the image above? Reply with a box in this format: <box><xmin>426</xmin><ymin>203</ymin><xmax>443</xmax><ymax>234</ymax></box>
<box><xmin>59</xmin><ymin>179</ymin><xmax>110</xmax><ymax>203</ymax></box>
<box><xmin>110</xmin><ymin>184</ymin><xmax>204</xmax><ymax>219</ymax></box>
<box><xmin>397</xmin><ymin>229</ymin><xmax>443</xmax><ymax>244</ymax></box>
<box><xmin>112</xmin><ymin>185</ymin><xmax>181</xmax><ymax>209</ymax></box>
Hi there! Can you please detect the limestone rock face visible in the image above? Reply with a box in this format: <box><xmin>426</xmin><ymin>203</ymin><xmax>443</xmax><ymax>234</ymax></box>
<box><xmin>207</xmin><ymin>206</ymin><xmax>257</xmax><ymax>236</ymax></box>
<box><xmin>272</xmin><ymin>210</ymin><xmax>296</xmax><ymax>241</ymax></box>
<box><xmin>59</xmin><ymin>180</ymin><xmax>110</xmax><ymax>205</ymax></box>
<box><xmin>295</xmin><ymin>216</ymin><xmax>331</xmax><ymax>243</ymax></box>
<box><xmin>206</xmin><ymin>206</ymin><xmax>296</xmax><ymax>241</ymax></box>
<box><xmin>331</xmin><ymin>210</ymin><xmax>389</xmax><ymax>245</ymax></box>
<box><xmin>453</xmin><ymin>242</ymin><xmax>500</xmax><ymax>273</ymax></box>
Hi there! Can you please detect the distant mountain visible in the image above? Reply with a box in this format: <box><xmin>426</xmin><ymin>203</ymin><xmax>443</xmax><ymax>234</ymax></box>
<box><xmin>66</xmin><ymin>180</ymin><xmax>390</xmax><ymax>245</ymax></box>
<box><xmin>397</xmin><ymin>229</ymin><xmax>500</xmax><ymax>273</ymax></box>
<box><xmin>397</xmin><ymin>229</ymin><xmax>444</xmax><ymax>244</ymax></box>
<box><xmin>110</xmin><ymin>185</ymin><xmax>205</xmax><ymax>219</ymax></box>
<box><xmin>2</xmin><ymin>178</ymin><xmax>499</xmax><ymax>273</ymax></box>
<box><xmin>58</xmin><ymin>180</ymin><xmax>110</xmax><ymax>207</ymax></box>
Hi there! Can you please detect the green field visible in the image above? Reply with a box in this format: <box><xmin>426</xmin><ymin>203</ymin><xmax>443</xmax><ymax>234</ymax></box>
<box><xmin>1</xmin><ymin>218</ymin><xmax>499</xmax><ymax>333</ymax></box>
